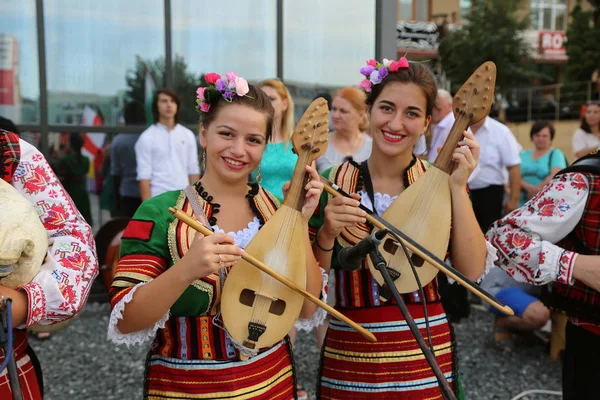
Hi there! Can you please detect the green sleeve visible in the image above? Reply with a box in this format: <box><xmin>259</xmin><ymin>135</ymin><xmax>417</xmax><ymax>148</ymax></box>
<box><xmin>117</xmin><ymin>190</ymin><xmax>209</xmax><ymax>316</ymax></box>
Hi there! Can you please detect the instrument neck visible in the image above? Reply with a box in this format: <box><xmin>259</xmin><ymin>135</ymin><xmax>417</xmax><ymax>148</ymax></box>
<box><xmin>282</xmin><ymin>158</ymin><xmax>309</xmax><ymax>211</ymax></box>
<box><xmin>433</xmin><ymin>113</ymin><xmax>471</xmax><ymax>174</ymax></box>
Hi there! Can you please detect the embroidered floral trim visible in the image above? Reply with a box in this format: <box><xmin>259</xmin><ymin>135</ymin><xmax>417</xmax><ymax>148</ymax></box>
<box><xmin>295</xmin><ymin>266</ymin><xmax>329</xmax><ymax>331</ymax></box>
<box><xmin>194</xmin><ymin>181</ymin><xmax>260</xmax><ymax>226</ymax></box>
<box><xmin>107</xmin><ymin>282</ymin><xmax>170</xmax><ymax>347</ymax></box>
<box><xmin>20</xmin><ymin>281</ymin><xmax>47</xmax><ymax>327</ymax></box>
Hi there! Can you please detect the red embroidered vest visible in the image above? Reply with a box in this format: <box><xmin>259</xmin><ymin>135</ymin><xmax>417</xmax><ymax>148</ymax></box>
<box><xmin>0</xmin><ymin>130</ymin><xmax>20</xmax><ymax>183</ymax></box>
<box><xmin>552</xmin><ymin>172</ymin><xmax>600</xmax><ymax>329</ymax></box>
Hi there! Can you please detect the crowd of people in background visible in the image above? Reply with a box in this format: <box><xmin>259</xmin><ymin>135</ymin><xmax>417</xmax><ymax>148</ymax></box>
<box><xmin>2</xmin><ymin>66</ymin><xmax>600</xmax><ymax>399</ymax></box>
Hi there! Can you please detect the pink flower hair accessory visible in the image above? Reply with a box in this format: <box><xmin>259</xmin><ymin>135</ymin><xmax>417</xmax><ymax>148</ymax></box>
<box><xmin>358</xmin><ymin>57</ymin><xmax>410</xmax><ymax>92</ymax></box>
<box><xmin>195</xmin><ymin>71</ymin><xmax>251</xmax><ymax>113</ymax></box>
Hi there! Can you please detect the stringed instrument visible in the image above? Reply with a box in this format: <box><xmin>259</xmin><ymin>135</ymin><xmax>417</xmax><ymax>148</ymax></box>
<box><xmin>221</xmin><ymin>98</ymin><xmax>330</xmax><ymax>351</ymax></box>
<box><xmin>368</xmin><ymin>61</ymin><xmax>497</xmax><ymax>295</ymax></box>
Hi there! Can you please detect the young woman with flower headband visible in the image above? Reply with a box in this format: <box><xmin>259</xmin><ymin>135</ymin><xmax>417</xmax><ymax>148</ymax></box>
<box><xmin>309</xmin><ymin>58</ymin><xmax>496</xmax><ymax>399</ymax></box>
<box><xmin>107</xmin><ymin>72</ymin><xmax>327</xmax><ymax>399</ymax></box>
<box><xmin>253</xmin><ymin>79</ymin><xmax>298</xmax><ymax>202</ymax></box>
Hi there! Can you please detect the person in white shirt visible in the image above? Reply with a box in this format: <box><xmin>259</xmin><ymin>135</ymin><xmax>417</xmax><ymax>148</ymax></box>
<box><xmin>135</xmin><ymin>89</ymin><xmax>200</xmax><ymax>199</ymax></box>
<box><xmin>572</xmin><ymin>102</ymin><xmax>600</xmax><ymax>159</ymax></box>
<box><xmin>428</xmin><ymin>89</ymin><xmax>454</xmax><ymax>163</ymax></box>
<box><xmin>468</xmin><ymin>116</ymin><xmax>521</xmax><ymax>232</ymax></box>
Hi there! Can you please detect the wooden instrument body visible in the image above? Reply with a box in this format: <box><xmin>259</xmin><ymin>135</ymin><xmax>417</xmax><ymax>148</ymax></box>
<box><xmin>222</xmin><ymin>205</ymin><xmax>306</xmax><ymax>349</ymax></box>
<box><xmin>368</xmin><ymin>61</ymin><xmax>497</xmax><ymax>295</ymax></box>
<box><xmin>221</xmin><ymin>98</ymin><xmax>329</xmax><ymax>350</ymax></box>
<box><xmin>370</xmin><ymin>167</ymin><xmax>452</xmax><ymax>293</ymax></box>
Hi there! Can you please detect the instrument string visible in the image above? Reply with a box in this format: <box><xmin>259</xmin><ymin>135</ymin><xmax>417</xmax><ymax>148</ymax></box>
<box><xmin>382</xmin><ymin>86</ymin><xmax>477</xmax><ymax>287</ymax></box>
<box><xmin>250</xmin><ymin>107</ymin><xmax>326</xmax><ymax>331</ymax></box>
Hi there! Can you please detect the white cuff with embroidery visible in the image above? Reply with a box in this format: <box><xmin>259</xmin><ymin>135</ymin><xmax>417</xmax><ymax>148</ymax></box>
<box><xmin>295</xmin><ymin>267</ymin><xmax>329</xmax><ymax>332</ymax></box>
<box><xmin>107</xmin><ymin>282</ymin><xmax>170</xmax><ymax>347</ymax></box>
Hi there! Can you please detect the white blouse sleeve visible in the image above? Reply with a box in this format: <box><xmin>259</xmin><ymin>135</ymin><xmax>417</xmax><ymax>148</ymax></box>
<box><xmin>12</xmin><ymin>140</ymin><xmax>98</xmax><ymax>328</ymax></box>
<box><xmin>486</xmin><ymin>172</ymin><xmax>588</xmax><ymax>286</ymax></box>
<box><xmin>295</xmin><ymin>266</ymin><xmax>329</xmax><ymax>331</ymax></box>
<box><xmin>107</xmin><ymin>281</ymin><xmax>170</xmax><ymax>346</ymax></box>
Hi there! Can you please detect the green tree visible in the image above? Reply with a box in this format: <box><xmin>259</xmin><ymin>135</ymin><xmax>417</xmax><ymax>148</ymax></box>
<box><xmin>438</xmin><ymin>0</ymin><xmax>534</xmax><ymax>118</ymax></box>
<box><xmin>564</xmin><ymin>1</ymin><xmax>600</xmax><ymax>83</ymax></box>
<box><xmin>125</xmin><ymin>55</ymin><xmax>206</xmax><ymax>126</ymax></box>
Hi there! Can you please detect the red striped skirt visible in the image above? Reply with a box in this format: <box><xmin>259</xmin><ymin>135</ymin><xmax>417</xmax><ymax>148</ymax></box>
<box><xmin>0</xmin><ymin>330</ymin><xmax>43</xmax><ymax>400</ymax></box>
<box><xmin>318</xmin><ymin>303</ymin><xmax>457</xmax><ymax>400</ymax></box>
<box><xmin>144</xmin><ymin>316</ymin><xmax>296</xmax><ymax>399</ymax></box>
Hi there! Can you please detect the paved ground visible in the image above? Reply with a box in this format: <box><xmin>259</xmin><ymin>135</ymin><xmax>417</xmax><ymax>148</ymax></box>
<box><xmin>26</xmin><ymin>299</ymin><xmax>562</xmax><ymax>400</ymax></box>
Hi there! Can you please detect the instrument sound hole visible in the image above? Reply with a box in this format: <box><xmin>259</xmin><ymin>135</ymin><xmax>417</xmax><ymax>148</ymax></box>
<box><xmin>239</xmin><ymin>289</ymin><xmax>286</xmax><ymax>316</ymax></box>
<box><xmin>411</xmin><ymin>254</ymin><xmax>425</xmax><ymax>267</ymax></box>
<box><xmin>382</xmin><ymin>239</ymin><xmax>425</xmax><ymax>268</ymax></box>
<box><xmin>383</xmin><ymin>238</ymin><xmax>398</xmax><ymax>255</ymax></box>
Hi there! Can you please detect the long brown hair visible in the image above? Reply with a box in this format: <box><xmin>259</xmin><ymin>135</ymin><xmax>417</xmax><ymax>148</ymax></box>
<box><xmin>257</xmin><ymin>79</ymin><xmax>295</xmax><ymax>144</ymax></box>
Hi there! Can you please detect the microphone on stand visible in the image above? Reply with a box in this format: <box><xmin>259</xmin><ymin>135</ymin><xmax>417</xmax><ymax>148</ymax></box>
<box><xmin>337</xmin><ymin>229</ymin><xmax>388</xmax><ymax>271</ymax></box>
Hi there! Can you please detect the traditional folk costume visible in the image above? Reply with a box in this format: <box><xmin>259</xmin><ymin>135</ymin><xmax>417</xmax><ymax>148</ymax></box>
<box><xmin>0</xmin><ymin>131</ymin><xmax>98</xmax><ymax>399</ymax></box>
<box><xmin>487</xmin><ymin>154</ymin><xmax>600</xmax><ymax>400</ymax></box>
<box><xmin>309</xmin><ymin>160</ymin><xmax>495</xmax><ymax>399</ymax></box>
<box><xmin>108</xmin><ymin>182</ymin><xmax>327</xmax><ymax>400</ymax></box>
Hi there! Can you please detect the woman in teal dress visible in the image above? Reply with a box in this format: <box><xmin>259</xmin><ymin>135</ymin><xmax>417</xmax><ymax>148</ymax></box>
<box><xmin>519</xmin><ymin>120</ymin><xmax>568</xmax><ymax>206</ymax></box>
<box><xmin>254</xmin><ymin>79</ymin><xmax>298</xmax><ymax>202</ymax></box>
<box><xmin>57</xmin><ymin>134</ymin><xmax>93</xmax><ymax>225</ymax></box>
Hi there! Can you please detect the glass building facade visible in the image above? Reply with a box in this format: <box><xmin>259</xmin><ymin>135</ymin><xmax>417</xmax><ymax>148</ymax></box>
<box><xmin>0</xmin><ymin>0</ymin><xmax>396</xmax><ymax>155</ymax></box>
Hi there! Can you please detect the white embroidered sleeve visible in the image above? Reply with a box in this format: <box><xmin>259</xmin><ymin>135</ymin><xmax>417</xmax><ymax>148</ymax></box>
<box><xmin>295</xmin><ymin>266</ymin><xmax>329</xmax><ymax>332</ymax></box>
<box><xmin>107</xmin><ymin>282</ymin><xmax>170</xmax><ymax>346</ymax></box>
<box><xmin>12</xmin><ymin>140</ymin><xmax>98</xmax><ymax>328</ymax></box>
<box><xmin>486</xmin><ymin>172</ymin><xmax>588</xmax><ymax>286</ymax></box>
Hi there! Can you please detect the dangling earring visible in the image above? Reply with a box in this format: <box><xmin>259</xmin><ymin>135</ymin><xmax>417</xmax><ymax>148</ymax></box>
<box><xmin>201</xmin><ymin>147</ymin><xmax>207</xmax><ymax>174</ymax></box>
<box><xmin>256</xmin><ymin>165</ymin><xmax>262</xmax><ymax>185</ymax></box>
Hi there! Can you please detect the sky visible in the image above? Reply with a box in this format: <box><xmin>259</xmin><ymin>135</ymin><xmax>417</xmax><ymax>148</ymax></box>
<box><xmin>1</xmin><ymin>0</ymin><xmax>376</xmax><ymax>100</ymax></box>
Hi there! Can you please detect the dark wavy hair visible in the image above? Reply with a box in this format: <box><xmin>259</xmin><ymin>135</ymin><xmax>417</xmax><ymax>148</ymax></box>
<box><xmin>581</xmin><ymin>102</ymin><xmax>600</xmax><ymax>133</ymax></box>
<box><xmin>152</xmin><ymin>88</ymin><xmax>180</xmax><ymax>124</ymax></box>
<box><xmin>365</xmin><ymin>63</ymin><xmax>438</xmax><ymax>117</ymax></box>
<box><xmin>530</xmin><ymin>120</ymin><xmax>555</xmax><ymax>140</ymax></box>
<box><xmin>199</xmin><ymin>84</ymin><xmax>274</xmax><ymax>141</ymax></box>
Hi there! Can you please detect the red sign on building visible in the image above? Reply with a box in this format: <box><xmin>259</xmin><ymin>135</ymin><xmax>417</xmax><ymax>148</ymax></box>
<box><xmin>538</xmin><ymin>31</ymin><xmax>567</xmax><ymax>60</ymax></box>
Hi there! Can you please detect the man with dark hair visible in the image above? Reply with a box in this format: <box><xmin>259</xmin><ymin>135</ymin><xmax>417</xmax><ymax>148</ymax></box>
<box><xmin>135</xmin><ymin>89</ymin><xmax>200</xmax><ymax>199</ymax></box>
<box><xmin>110</xmin><ymin>100</ymin><xmax>146</xmax><ymax>217</ymax></box>
<box><xmin>0</xmin><ymin>116</ymin><xmax>19</xmax><ymax>135</ymax></box>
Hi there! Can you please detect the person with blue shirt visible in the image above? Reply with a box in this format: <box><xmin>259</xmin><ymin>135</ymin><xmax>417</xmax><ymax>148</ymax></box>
<box><xmin>520</xmin><ymin>120</ymin><xmax>568</xmax><ymax>206</ymax></box>
<box><xmin>110</xmin><ymin>100</ymin><xmax>146</xmax><ymax>217</ymax></box>
<box><xmin>254</xmin><ymin>79</ymin><xmax>298</xmax><ymax>202</ymax></box>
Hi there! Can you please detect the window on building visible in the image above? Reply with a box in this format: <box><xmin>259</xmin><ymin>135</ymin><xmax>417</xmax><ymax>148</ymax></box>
<box><xmin>45</xmin><ymin>0</ymin><xmax>165</xmax><ymax>126</ymax></box>
<box><xmin>460</xmin><ymin>0</ymin><xmax>473</xmax><ymax>23</ymax></box>
<box><xmin>397</xmin><ymin>0</ymin><xmax>428</xmax><ymax>21</ymax></box>
<box><xmin>398</xmin><ymin>0</ymin><xmax>413</xmax><ymax>20</ymax></box>
<box><xmin>0</xmin><ymin>0</ymin><xmax>40</xmax><ymax>124</ymax></box>
<box><xmin>172</xmin><ymin>0</ymin><xmax>276</xmax><ymax>125</ymax></box>
<box><xmin>531</xmin><ymin>0</ymin><xmax>567</xmax><ymax>31</ymax></box>
<box><xmin>283</xmin><ymin>0</ymin><xmax>375</xmax><ymax>119</ymax></box>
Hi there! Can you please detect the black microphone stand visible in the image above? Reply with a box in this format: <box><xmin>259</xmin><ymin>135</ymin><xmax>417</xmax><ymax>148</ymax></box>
<box><xmin>369</xmin><ymin>248</ymin><xmax>456</xmax><ymax>400</ymax></box>
<box><xmin>0</xmin><ymin>298</ymin><xmax>23</xmax><ymax>400</ymax></box>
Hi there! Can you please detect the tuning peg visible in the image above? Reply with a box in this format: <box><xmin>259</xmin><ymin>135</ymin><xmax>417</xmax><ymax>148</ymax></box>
<box><xmin>476</xmin><ymin>73</ymin><xmax>481</xmax><ymax>78</ymax></box>
<box><xmin>312</xmin><ymin>148</ymin><xmax>321</xmax><ymax>154</ymax></box>
<box><xmin>485</xmin><ymin>65</ymin><xmax>490</xmax><ymax>70</ymax></box>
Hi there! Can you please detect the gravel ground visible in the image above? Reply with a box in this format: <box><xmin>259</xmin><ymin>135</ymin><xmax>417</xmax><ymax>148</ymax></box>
<box><xmin>27</xmin><ymin>296</ymin><xmax>562</xmax><ymax>400</ymax></box>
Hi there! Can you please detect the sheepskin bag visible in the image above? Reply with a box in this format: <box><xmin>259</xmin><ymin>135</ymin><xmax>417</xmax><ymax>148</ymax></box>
<box><xmin>0</xmin><ymin>178</ymin><xmax>47</xmax><ymax>289</ymax></box>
